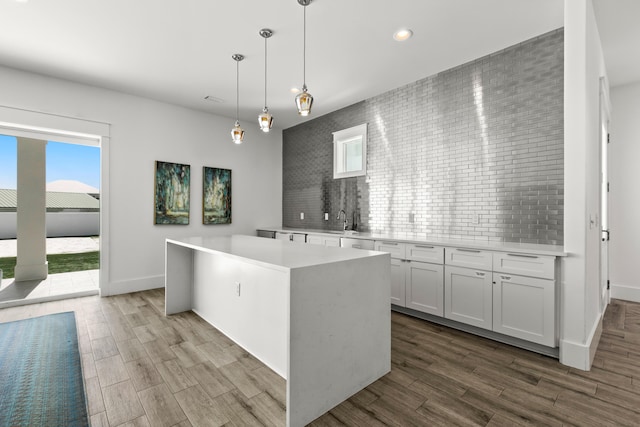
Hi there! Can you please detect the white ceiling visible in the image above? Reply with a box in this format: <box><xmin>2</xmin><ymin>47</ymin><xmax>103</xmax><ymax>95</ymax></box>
<box><xmin>593</xmin><ymin>0</ymin><xmax>640</xmax><ymax>88</ymax></box>
<box><xmin>0</xmin><ymin>1</ymin><xmax>635</xmax><ymax>130</ymax></box>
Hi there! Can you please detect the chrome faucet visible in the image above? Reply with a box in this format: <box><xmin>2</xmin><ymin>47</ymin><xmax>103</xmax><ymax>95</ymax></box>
<box><xmin>337</xmin><ymin>209</ymin><xmax>348</xmax><ymax>230</ymax></box>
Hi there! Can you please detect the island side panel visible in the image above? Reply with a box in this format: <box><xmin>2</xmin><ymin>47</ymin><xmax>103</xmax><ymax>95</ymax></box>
<box><xmin>191</xmin><ymin>250</ymin><xmax>290</xmax><ymax>379</ymax></box>
<box><xmin>287</xmin><ymin>253</ymin><xmax>391</xmax><ymax>427</ymax></box>
<box><xmin>165</xmin><ymin>240</ymin><xmax>194</xmax><ymax>315</ymax></box>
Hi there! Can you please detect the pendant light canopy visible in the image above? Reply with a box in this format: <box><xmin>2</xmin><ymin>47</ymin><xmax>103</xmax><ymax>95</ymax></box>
<box><xmin>231</xmin><ymin>54</ymin><xmax>245</xmax><ymax>144</ymax></box>
<box><xmin>258</xmin><ymin>29</ymin><xmax>274</xmax><ymax>132</ymax></box>
<box><xmin>295</xmin><ymin>0</ymin><xmax>313</xmax><ymax>117</ymax></box>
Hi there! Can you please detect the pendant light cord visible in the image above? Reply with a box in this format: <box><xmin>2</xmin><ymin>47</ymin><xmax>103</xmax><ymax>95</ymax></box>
<box><xmin>236</xmin><ymin>59</ymin><xmax>240</xmax><ymax>121</ymax></box>
<box><xmin>303</xmin><ymin>4</ymin><xmax>307</xmax><ymax>88</ymax></box>
<box><xmin>264</xmin><ymin>36</ymin><xmax>268</xmax><ymax>108</ymax></box>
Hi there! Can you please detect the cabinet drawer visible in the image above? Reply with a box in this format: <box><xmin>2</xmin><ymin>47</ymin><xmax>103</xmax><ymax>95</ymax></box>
<box><xmin>324</xmin><ymin>236</ymin><xmax>341</xmax><ymax>247</ymax></box>
<box><xmin>341</xmin><ymin>238</ymin><xmax>375</xmax><ymax>250</ymax></box>
<box><xmin>445</xmin><ymin>247</ymin><xmax>492</xmax><ymax>270</ymax></box>
<box><xmin>374</xmin><ymin>241</ymin><xmax>406</xmax><ymax>259</ymax></box>
<box><xmin>275</xmin><ymin>232</ymin><xmax>292</xmax><ymax>241</ymax></box>
<box><xmin>306</xmin><ymin>235</ymin><xmax>323</xmax><ymax>245</ymax></box>
<box><xmin>493</xmin><ymin>253</ymin><xmax>555</xmax><ymax>279</ymax></box>
<box><xmin>406</xmin><ymin>244</ymin><xmax>444</xmax><ymax>264</ymax></box>
<box><xmin>291</xmin><ymin>233</ymin><xmax>307</xmax><ymax>243</ymax></box>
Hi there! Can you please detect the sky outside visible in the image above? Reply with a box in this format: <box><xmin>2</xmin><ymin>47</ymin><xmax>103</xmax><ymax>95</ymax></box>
<box><xmin>0</xmin><ymin>134</ymin><xmax>100</xmax><ymax>190</ymax></box>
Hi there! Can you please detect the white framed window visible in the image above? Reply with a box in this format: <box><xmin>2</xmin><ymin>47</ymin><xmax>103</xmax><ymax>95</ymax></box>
<box><xmin>333</xmin><ymin>123</ymin><xmax>367</xmax><ymax>179</ymax></box>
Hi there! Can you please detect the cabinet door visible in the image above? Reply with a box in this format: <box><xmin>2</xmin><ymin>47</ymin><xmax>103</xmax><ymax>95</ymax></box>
<box><xmin>306</xmin><ymin>235</ymin><xmax>323</xmax><ymax>245</ymax></box>
<box><xmin>275</xmin><ymin>232</ymin><xmax>291</xmax><ymax>241</ymax></box>
<box><xmin>444</xmin><ymin>266</ymin><xmax>492</xmax><ymax>330</ymax></box>
<box><xmin>493</xmin><ymin>273</ymin><xmax>556</xmax><ymax>347</ymax></box>
<box><xmin>390</xmin><ymin>258</ymin><xmax>405</xmax><ymax>307</ymax></box>
<box><xmin>406</xmin><ymin>261</ymin><xmax>444</xmax><ymax>316</ymax></box>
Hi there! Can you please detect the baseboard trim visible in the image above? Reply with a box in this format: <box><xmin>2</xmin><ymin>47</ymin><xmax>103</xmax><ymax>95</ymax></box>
<box><xmin>559</xmin><ymin>314</ymin><xmax>603</xmax><ymax>371</ymax></box>
<box><xmin>611</xmin><ymin>283</ymin><xmax>640</xmax><ymax>303</ymax></box>
<box><xmin>0</xmin><ymin>289</ymin><xmax>99</xmax><ymax>309</ymax></box>
<box><xmin>102</xmin><ymin>275</ymin><xmax>164</xmax><ymax>296</ymax></box>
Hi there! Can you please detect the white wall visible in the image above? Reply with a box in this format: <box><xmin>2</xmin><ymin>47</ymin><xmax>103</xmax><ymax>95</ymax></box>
<box><xmin>0</xmin><ymin>65</ymin><xmax>283</xmax><ymax>295</ymax></box>
<box><xmin>561</xmin><ymin>0</ymin><xmax>608</xmax><ymax>370</ymax></box>
<box><xmin>0</xmin><ymin>212</ymin><xmax>99</xmax><ymax>239</ymax></box>
<box><xmin>609</xmin><ymin>81</ymin><xmax>640</xmax><ymax>302</ymax></box>
<box><xmin>46</xmin><ymin>212</ymin><xmax>99</xmax><ymax>238</ymax></box>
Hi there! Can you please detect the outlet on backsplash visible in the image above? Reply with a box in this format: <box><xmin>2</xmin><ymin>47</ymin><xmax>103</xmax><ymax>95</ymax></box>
<box><xmin>300</xmin><ymin>212</ymin><xmax>305</xmax><ymax>220</ymax></box>
<box><xmin>324</xmin><ymin>213</ymin><xmax>329</xmax><ymax>221</ymax></box>
<box><xmin>409</xmin><ymin>213</ymin><xmax>415</xmax><ymax>223</ymax></box>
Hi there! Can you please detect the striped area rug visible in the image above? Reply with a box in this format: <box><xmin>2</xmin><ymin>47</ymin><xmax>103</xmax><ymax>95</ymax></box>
<box><xmin>0</xmin><ymin>312</ymin><xmax>89</xmax><ymax>426</ymax></box>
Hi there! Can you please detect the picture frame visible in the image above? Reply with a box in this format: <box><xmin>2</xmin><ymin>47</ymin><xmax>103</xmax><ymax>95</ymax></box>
<box><xmin>203</xmin><ymin>166</ymin><xmax>232</xmax><ymax>225</ymax></box>
<box><xmin>154</xmin><ymin>160</ymin><xmax>190</xmax><ymax>225</ymax></box>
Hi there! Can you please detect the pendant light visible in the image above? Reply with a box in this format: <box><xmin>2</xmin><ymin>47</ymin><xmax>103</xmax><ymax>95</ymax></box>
<box><xmin>295</xmin><ymin>0</ymin><xmax>313</xmax><ymax>116</ymax></box>
<box><xmin>231</xmin><ymin>54</ymin><xmax>245</xmax><ymax>144</ymax></box>
<box><xmin>258</xmin><ymin>29</ymin><xmax>274</xmax><ymax>132</ymax></box>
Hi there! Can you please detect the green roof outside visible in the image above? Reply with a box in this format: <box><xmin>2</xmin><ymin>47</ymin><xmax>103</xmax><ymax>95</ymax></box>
<box><xmin>0</xmin><ymin>189</ymin><xmax>99</xmax><ymax>210</ymax></box>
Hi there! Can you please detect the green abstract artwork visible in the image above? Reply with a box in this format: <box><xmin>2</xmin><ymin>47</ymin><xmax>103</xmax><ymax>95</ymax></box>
<box><xmin>203</xmin><ymin>166</ymin><xmax>231</xmax><ymax>225</ymax></box>
<box><xmin>154</xmin><ymin>161</ymin><xmax>190</xmax><ymax>225</ymax></box>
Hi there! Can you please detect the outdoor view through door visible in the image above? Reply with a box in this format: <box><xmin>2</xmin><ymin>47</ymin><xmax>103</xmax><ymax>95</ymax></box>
<box><xmin>0</xmin><ymin>134</ymin><xmax>100</xmax><ymax>305</ymax></box>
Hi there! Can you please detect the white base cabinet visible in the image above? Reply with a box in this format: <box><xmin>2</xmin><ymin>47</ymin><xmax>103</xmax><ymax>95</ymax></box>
<box><xmin>390</xmin><ymin>258</ymin><xmax>405</xmax><ymax>306</ymax></box>
<box><xmin>263</xmin><ymin>228</ymin><xmax>560</xmax><ymax>350</ymax></box>
<box><xmin>376</xmin><ymin>241</ymin><xmax>444</xmax><ymax>316</ymax></box>
<box><xmin>444</xmin><ymin>265</ymin><xmax>493</xmax><ymax>330</ymax></box>
<box><xmin>492</xmin><ymin>272</ymin><xmax>555</xmax><ymax>347</ymax></box>
<box><xmin>406</xmin><ymin>262</ymin><xmax>444</xmax><ymax>316</ymax></box>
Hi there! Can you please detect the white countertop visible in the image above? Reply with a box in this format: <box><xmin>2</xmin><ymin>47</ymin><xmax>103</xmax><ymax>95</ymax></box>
<box><xmin>167</xmin><ymin>234</ymin><xmax>388</xmax><ymax>271</ymax></box>
<box><xmin>257</xmin><ymin>227</ymin><xmax>567</xmax><ymax>257</ymax></box>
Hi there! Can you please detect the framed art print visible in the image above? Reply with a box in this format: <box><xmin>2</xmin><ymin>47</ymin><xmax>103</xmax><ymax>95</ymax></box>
<box><xmin>203</xmin><ymin>166</ymin><xmax>231</xmax><ymax>224</ymax></box>
<box><xmin>154</xmin><ymin>161</ymin><xmax>190</xmax><ymax>225</ymax></box>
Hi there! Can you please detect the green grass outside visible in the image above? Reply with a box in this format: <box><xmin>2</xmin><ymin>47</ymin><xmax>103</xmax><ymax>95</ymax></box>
<box><xmin>0</xmin><ymin>251</ymin><xmax>99</xmax><ymax>279</ymax></box>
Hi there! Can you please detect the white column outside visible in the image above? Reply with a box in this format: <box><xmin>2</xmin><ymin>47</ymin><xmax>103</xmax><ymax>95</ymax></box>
<box><xmin>14</xmin><ymin>137</ymin><xmax>48</xmax><ymax>281</ymax></box>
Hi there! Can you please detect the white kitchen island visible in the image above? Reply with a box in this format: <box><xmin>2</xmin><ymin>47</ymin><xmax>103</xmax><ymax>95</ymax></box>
<box><xmin>165</xmin><ymin>235</ymin><xmax>391</xmax><ymax>427</ymax></box>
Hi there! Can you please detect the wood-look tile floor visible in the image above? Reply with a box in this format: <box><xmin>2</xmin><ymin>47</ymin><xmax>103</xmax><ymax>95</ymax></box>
<box><xmin>1</xmin><ymin>292</ymin><xmax>639</xmax><ymax>426</ymax></box>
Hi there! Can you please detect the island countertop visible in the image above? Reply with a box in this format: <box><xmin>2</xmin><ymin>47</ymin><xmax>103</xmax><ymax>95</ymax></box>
<box><xmin>167</xmin><ymin>234</ymin><xmax>386</xmax><ymax>271</ymax></box>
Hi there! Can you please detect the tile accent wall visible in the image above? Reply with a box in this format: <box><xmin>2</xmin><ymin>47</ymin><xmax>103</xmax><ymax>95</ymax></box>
<box><xmin>283</xmin><ymin>29</ymin><xmax>564</xmax><ymax>245</ymax></box>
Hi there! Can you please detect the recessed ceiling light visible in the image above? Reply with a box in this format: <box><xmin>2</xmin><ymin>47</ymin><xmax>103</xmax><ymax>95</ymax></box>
<box><xmin>393</xmin><ymin>28</ymin><xmax>413</xmax><ymax>41</ymax></box>
<box><xmin>290</xmin><ymin>87</ymin><xmax>301</xmax><ymax>94</ymax></box>
<box><xmin>14</xmin><ymin>0</ymin><xmax>29</xmax><ymax>3</ymax></box>
<box><xmin>204</xmin><ymin>96</ymin><xmax>225</xmax><ymax>103</ymax></box>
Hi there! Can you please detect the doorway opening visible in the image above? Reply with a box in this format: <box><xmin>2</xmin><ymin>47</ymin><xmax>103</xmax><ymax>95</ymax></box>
<box><xmin>600</xmin><ymin>77</ymin><xmax>611</xmax><ymax>313</ymax></box>
<box><xmin>0</xmin><ymin>134</ymin><xmax>101</xmax><ymax>307</ymax></box>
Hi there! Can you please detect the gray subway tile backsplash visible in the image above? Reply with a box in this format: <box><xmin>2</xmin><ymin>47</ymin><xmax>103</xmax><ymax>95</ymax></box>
<box><xmin>282</xmin><ymin>29</ymin><xmax>564</xmax><ymax>245</ymax></box>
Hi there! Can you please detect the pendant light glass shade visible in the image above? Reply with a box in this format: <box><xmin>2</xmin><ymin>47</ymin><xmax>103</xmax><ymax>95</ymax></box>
<box><xmin>295</xmin><ymin>85</ymin><xmax>313</xmax><ymax>117</ymax></box>
<box><xmin>259</xmin><ymin>29</ymin><xmax>274</xmax><ymax>132</ymax></box>
<box><xmin>296</xmin><ymin>0</ymin><xmax>313</xmax><ymax>116</ymax></box>
<box><xmin>231</xmin><ymin>120</ymin><xmax>244</xmax><ymax>144</ymax></box>
<box><xmin>258</xmin><ymin>109</ymin><xmax>273</xmax><ymax>132</ymax></box>
<box><xmin>231</xmin><ymin>54</ymin><xmax>245</xmax><ymax>144</ymax></box>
